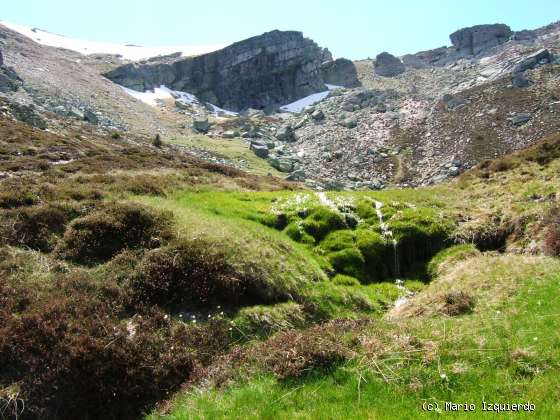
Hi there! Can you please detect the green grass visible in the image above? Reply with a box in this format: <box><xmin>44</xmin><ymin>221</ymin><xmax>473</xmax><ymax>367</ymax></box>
<box><xmin>150</xmin><ymin>255</ymin><xmax>560</xmax><ymax>419</ymax></box>
<box><xmin>168</xmin><ymin>135</ymin><xmax>282</xmax><ymax>176</ymax></box>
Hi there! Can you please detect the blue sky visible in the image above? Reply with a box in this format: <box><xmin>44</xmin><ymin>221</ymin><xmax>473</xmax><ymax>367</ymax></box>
<box><xmin>2</xmin><ymin>0</ymin><xmax>559</xmax><ymax>59</ymax></box>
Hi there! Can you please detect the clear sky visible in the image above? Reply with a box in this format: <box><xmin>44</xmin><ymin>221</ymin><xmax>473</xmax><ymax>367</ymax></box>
<box><xmin>2</xmin><ymin>0</ymin><xmax>559</xmax><ymax>59</ymax></box>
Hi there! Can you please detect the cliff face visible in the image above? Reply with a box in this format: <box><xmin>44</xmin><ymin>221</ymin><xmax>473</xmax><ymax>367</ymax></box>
<box><xmin>105</xmin><ymin>30</ymin><xmax>335</xmax><ymax>111</ymax></box>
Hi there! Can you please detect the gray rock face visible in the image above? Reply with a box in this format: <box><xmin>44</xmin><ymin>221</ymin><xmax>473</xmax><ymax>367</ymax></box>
<box><xmin>513</xmin><ymin>49</ymin><xmax>552</xmax><ymax>74</ymax></box>
<box><xmin>0</xmin><ymin>49</ymin><xmax>22</xmax><ymax>93</ymax></box>
<box><xmin>320</xmin><ymin>58</ymin><xmax>360</xmax><ymax>87</ymax></box>
<box><xmin>105</xmin><ymin>30</ymin><xmax>331</xmax><ymax>112</ymax></box>
<box><xmin>450</xmin><ymin>24</ymin><xmax>512</xmax><ymax>56</ymax></box>
<box><xmin>402</xmin><ymin>47</ymin><xmax>451</xmax><ymax>68</ymax></box>
<box><xmin>374</xmin><ymin>52</ymin><xmax>405</xmax><ymax>77</ymax></box>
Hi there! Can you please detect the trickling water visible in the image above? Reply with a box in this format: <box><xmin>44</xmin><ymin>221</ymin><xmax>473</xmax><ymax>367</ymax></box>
<box><xmin>373</xmin><ymin>200</ymin><xmax>410</xmax><ymax>308</ymax></box>
<box><xmin>392</xmin><ymin>239</ymin><xmax>400</xmax><ymax>279</ymax></box>
<box><xmin>317</xmin><ymin>192</ymin><xmax>337</xmax><ymax>210</ymax></box>
<box><xmin>374</xmin><ymin>200</ymin><xmax>399</xmax><ymax>277</ymax></box>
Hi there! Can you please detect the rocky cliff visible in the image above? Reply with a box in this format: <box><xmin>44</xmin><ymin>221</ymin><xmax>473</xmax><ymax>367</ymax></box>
<box><xmin>105</xmin><ymin>30</ymin><xmax>337</xmax><ymax>111</ymax></box>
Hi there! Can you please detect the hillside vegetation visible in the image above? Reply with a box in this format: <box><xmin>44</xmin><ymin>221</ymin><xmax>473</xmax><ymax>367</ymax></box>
<box><xmin>1</xmin><ymin>115</ymin><xmax>560</xmax><ymax>419</ymax></box>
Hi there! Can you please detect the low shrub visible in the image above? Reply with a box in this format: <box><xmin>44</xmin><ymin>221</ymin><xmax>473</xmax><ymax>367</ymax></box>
<box><xmin>541</xmin><ymin>206</ymin><xmax>560</xmax><ymax>257</ymax></box>
<box><xmin>260</xmin><ymin>323</ymin><xmax>352</xmax><ymax>379</ymax></box>
<box><xmin>0</xmin><ymin>287</ymin><xmax>194</xmax><ymax>420</ymax></box>
<box><xmin>442</xmin><ymin>291</ymin><xmax>475</xmax><ymax>316</ymax></box>
<box><xmin>1</xmin><ymin>204</ymin><xmax>78</xmax><ymax>251</ymax></box>
<box><xmin>130</xmin><ymin>239</ymin><xmax>264</xmax><ymax>308</ymax></box>
<box><xmin>55</xmin><ymin>202</ymin><xmax>171</xmax><ymax>265</ymax></box>
<box><xmin>0</xmin><ymin>189</ymin><xmax>38</xmax><ymax>209</ymax></box>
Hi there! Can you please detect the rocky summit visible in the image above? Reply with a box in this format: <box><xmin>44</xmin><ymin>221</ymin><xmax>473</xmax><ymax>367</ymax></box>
<box><xmin>105</xmin><ymin>30</ymin><xmax>338</xmax><ymax>111</ymax></box>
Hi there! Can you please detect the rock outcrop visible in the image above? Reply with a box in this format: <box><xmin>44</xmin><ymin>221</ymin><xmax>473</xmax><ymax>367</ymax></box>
<box><xmin>450</xmin><ymin>24</ymin><xmax>512</xmax><ymax>56</ymax></box>
<box><xmin>374</xmin><ymin>52</ymin><xmax>405</xmax><ymax>77</ymax></box>
<box><xmin>105</xmin><ymin>30</ymin><xmax>334</xmax><ymax>112</ymax></box>
<box><xmin>320</xmin><ymin>58</ymin><xmax>360</xmax><ymax>87</ymax></box>
<box><xmin>0</xmin><ymin>50</ymin><xmax>22</xmax><ymax>92</ymax></box>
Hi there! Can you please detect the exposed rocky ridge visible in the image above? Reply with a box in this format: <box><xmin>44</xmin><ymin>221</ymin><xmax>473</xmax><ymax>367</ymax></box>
<box><xmin>450</xmin><ymin>24</ymin><xmax>513</xmax><ymax>56</ymax></box>
<box><xmin>0</xmin><ymin>23</ymin><xmax>191</xmax><ymax>136</ymax></box>
<box><xmin>104</xmin><ymin>30</ymin><xmax>341</xmax><ymax>112</ymax></box>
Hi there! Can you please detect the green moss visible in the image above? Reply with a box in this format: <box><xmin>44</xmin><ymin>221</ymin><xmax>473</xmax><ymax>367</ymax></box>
<box><xmin>301</xmin><ymin>207</ymin><xmax>346</xmax><ymax>242</ymax></box>
<box><xmin>319</xmin><ymin>230</ymin><xmax>356</xmax><ymax>252</ymax></box>
<box><xmin>427</xmin><ymin>243</ymin><xmax>481</xmax><ymax>278</ymax></box>
<box><xmin>284</xmin><ymin>222</ymin><xmax>316</xmax><ymax>245</ymax></box>
<box><xmin>355</xmin><ymin>230</ymin><xmax>391</xmax><ymax>282</ymax></box>
<box><xmin>328</xmin><ymin>248</ymin><xmax>365</xmax><ymax>279</ymax></box>
<box><xmin>332</xmin><ymin>274</ymin><xmax>361</xmax><ymax>286</ymax></box>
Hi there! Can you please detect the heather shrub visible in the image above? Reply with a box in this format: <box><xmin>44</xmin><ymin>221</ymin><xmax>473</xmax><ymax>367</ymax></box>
<box><xmin>542</xmin><ymin>206</ymin><xmax>560</xmax><ymax>256</ymax></box>
<box><xmin>260</xmin><ymin>324</ymin><xmax>352</xmax><ymax>379</ymax></box>
<box><xmin>55</xmin><ymin>202</ymin><xmax>171</xmax><ymax>264</ymax></box>
<box><xmin>130</xmin><ymin>239</ymin><xmax>263</xmax><ymax>308</ymax></box>
<box><xmin>1</xmin><ymin>204</ymin><xmax>78</xmax><ymax>251</ymax></box>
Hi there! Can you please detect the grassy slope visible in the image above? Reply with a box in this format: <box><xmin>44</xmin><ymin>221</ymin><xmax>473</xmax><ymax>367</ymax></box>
<box><xmin>144</xmin><ymin>135</ymin><xmax>560</xmax><ymax>419</ymax></box>
<box><xmin>153</xmin><ymin>255</ymin><xmax>560</xmax><ymax>419</ymax></box>
<box><xmin>169</xmin><ymin>135</ymin><xmax>282</xmax><ymax>176</ymax></box>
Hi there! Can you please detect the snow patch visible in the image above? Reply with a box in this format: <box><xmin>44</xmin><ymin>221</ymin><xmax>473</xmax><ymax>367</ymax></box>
<box><xmin>120</xmin><ymin>85</ymin><xmax>238</xmax><ymax>116</ymax></box>
<box><xmin>280</xmin><ymin>84</ymin><xmax>342</xmax><ymax>113</ymax></box>
<box><xmin>0</xmin><ymin>20</ymin><xmax>227</xmax><ymax>61</ymax></box>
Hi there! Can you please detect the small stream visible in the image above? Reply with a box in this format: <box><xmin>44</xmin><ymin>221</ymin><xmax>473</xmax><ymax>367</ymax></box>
<box><xmin>373</xmin><ymin>200</ymin><xmax>411</xmax><ymax>308</ymax></box>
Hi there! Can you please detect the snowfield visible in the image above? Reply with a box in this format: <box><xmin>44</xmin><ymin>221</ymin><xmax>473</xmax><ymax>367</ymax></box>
<box><xmin>280</xmin><ymin>84</ymin><xmax>342</xmax><ymax>113</ymax></box>
<box><xmin>0</xmin><ymin>21</ymin><xmax>227</xmax><ymax>61</ymax></box>
<box><xmin>121</xmin><ymin>85</ymin><xmax>238</xmax><ymax>116</ymax></box>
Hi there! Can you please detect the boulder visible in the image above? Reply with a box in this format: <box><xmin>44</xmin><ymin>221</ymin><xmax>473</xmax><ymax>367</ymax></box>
<box><xmin>192</xmin><ymin>118</ymin><xmax>210</xmax><ymax>133</ymax></box>
<box><xmin>320</xmin><ymin>58</ymin><xmax>360</xmax><ymax>87</ymax></box>
<box><xmin>450</xmin><ymin>24</ymin><xmax>512</xmax><ymax>56</ymax></box>
<box><xmin>509</xmin><ymin>113</ymin><xmax>531</xmax><ymax>126</ymax></box>
<box><xmin>311</xmin><ymin>109</ymin><xmax>325</xmax><ymax>121</ymax></box>
<box><xmin>222</xmin><ymin>130</ymin><xmax>238</xmax><ymax>139</ymax></box>
<box><xmin>285</xmin><ymin>170</ymin><xmax>306</xmax><ymax>181</ymax></box>
<box><xmin>250</xmin><ymin>142</ymin><xmax>269</xmax><ymax>158</ymax></box>
<box><xmin>0</xmin><ymin>50</ymin><xmax>22</xmax><ymax>93</ymax></box>
<box><xmin>374</xmin><ymin>52</ymin><xmax>405</xmax><ymax>77</ymax></box>
<box><xmin>275</xmin><ymin>124</ymin><xmax>296</xmax><ymax>142</ymax></box>
<box><xmin>341</xmin><ymin>116</ymin><xmax>357</xmax><ymax>129</ymax></box>
<box><xmin>512</xmin><ymin>73</ymin><xmax>532</xmax><ymax>88</ymax></box>
<box><xmin>268</xmin><ymin>156</ymin><xmax>294</xmax><ymax>172</ymax></box>
<box><xmin>402</xmin><ymin>47</ymin><xmax>450</xmax><ymax>68</ymax></box>
<box><xmin>512</xmin><ymin>49</ymin><xmax>552</xmax><ymax>74</ymax></box>
<box><xmin>442</xmin><ymin>94</ymin><xmax>466</xmax><ymax>110</ymax></box>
